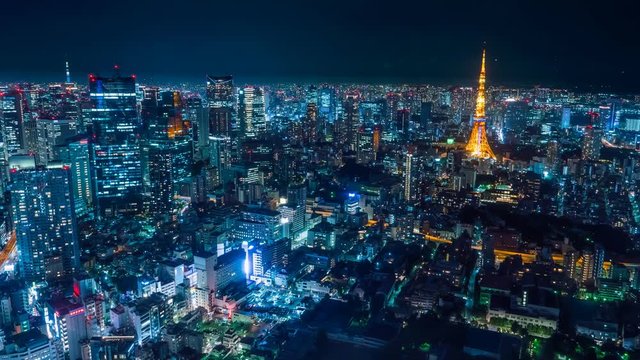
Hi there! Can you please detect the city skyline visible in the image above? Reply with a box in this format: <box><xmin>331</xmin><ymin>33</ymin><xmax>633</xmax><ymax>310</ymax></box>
<box><xmin>2</xmin><ymin>2</ymin><xmax>640</xmax><ymax>359</ymax></box>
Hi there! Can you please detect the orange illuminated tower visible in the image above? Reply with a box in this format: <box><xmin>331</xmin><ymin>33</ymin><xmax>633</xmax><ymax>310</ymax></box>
<box><xmin>466</xmin><ymin>49</ymin><xmax>496</xmax><ymax>159</ymax></box>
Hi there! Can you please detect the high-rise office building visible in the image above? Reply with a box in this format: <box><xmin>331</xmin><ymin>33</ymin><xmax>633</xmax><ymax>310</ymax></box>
<box><xmin>206</xmin><ymin>76</ymin><xmax>235</xmax><ymax>186</ymax></box>
<box><xmin>581</xmin><ymin>126</ymin><xmax>603</xmax><ymax>161</ymax></box>
<box><xmin>318</xmin><ymin>87</ymin><xmax>336</xmax><ymax>123</ymax></box>
<box><xmin>88</xmin><ymin>73</ymin><xmax>143</xmax><ymax>217</ymax></box>
<box><xmin>304</xmin><ymin>102</ymin><xmax>318</xmax><ymax>144</ymax></box>
<box><xmin>404</xmin><ymin>148</ymin><xmax>421</xmax><ymax>201</ymax></box>
<box><xmin>420</xmin><ymin>101</ymin><xmax>433</xmax><ymax>129</ymax></box>
<box><xmin>0</xmin><ymin>90</ymin><xmax>25</xmax><ymax>154</ymax></box>
<box><xmin>356</xmin><ymin>125</ymin><xmax>375</xmax><ymax>164</ymax></box>
<box><xmin>146</xmin><ymin>91</ymin><xmax>193</xmax><ymax>215</ymax></box>
<box><xmin>206</xmin><ymin>75</ymin><xmax>235</xmax><ymax>137</ymax></box>
<box><xmin>594</xmin><ymin>244</ymin><xmax>606</xmax><ymax>279</ymax></box>
<box><xmin>561</xmin><ymin>107</ymin><xmax>571</xmax><ymax>129</ymax></box>
<box><xmin>140</xmin><ymin>86</ymin><xmax>160</xmax><ymax>189</ymax></box>
<box><xmin>503</xmin><ymin>101</ymin><xmax>529</xmax><ymax>133</ymax></box>
<box><xmin>239</xmin><ymin>86</ymin><xmax>266</xmax><ymax>138</ymax></box>
<box><xmin>372</xmin><ymin>125</ymin><xmax>382</xmax><ymax>155</ymax></box>
<box><xmin>194</xmin><ymin>251</ymin><xmax>217</xmax><ymax>293</ymax></box>
<box><xmin>36</xmin><ymin>118</ymin><xmax>77</xmax><ymax>165</ymax></box>
<box><xmin>183</xmin><ymin>95</ymin><xmax>206</xmax><ymax>159</ymax></box>
<box><xmin>11</xmin><ymin>163</ymin><xmax>79</xmax><ymax>282</ymax></box>
<box><xmin>148</xmin><ymin>146</ymin><xmax>174</xmax><ymax>215</ymax></box>
<box><xmin>213</xmin><ymin>249</ymin><xmax>245</xmax><ymax>292</ymax></box>
<box><xmin>342</xmin><ymin>93</ymin><xmax>359</xmax><ymax>151</ymax></box>
<box><xmin>60</xmin><ymin>137</ymin><xmax>93</xmax><ymax>217</ymax></box>
<box><xmin>287</xmin><ymin>180</ymin><xmax>307</xmax><ymax>208</ymax></box>
<box><xmin>233</xmin><ymin>208</ymin><xmax>284</xmax><ymax>244</ymax></box>
<box><xmin>581</xmin><ymin>251</ymin><xmax>595</xmax><ymax>283</ymax></box>
<box><xmin>359</xmin><ymin>100</ymin><xmax>385</xmax><ymax>127</ymax></box>
<box><xmin>546</xmin><ymin>140</ymin><xmax>560</xmax><ymax>176</ymax></box>
<box><xmin>249</xmin><ymin>237</ymin><xmax>291</xmax><ymax>277</ymax></box>
<box><xmin>127</xmin><ymin>293</ymin><xmax>172</xmax><ymax>345</ymax></box>
<box><xmin>46</xmin><ymin>298</ymin><xmax>88</xmax><ymax>360</ymax></box>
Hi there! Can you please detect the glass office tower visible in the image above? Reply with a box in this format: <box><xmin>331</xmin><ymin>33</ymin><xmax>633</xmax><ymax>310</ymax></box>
<box><xmin>88</xmin><ymin>74</ymin><xmax>142</xmax><ymax>217</ymax></box>
<box><xmin>11</xmin><ymin>164</ymin><xmax>79</xmax><ymax>282</ymax></box>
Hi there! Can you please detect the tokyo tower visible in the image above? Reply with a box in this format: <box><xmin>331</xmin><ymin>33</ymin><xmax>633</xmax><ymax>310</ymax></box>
<box><xmin>465</xmin><ymin>49</ymin><xmax>496</xmax><ymax>160</ymax></box>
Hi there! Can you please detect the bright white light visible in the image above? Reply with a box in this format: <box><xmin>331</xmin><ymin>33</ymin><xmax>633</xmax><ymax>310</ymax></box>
<box><xmin>243</xmin><ymin>242</ymin><xmax>250</xmax><ymax>279</ymax></box>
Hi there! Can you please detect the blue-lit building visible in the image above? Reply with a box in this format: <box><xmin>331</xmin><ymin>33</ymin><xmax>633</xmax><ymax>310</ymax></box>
<box><xmin>36</xmin><ymin>118</ymin><xmax>77</xmax><ymax>165</ymax></box>
<box><xmin>10</xmin><ymin>162</ymin><xmax>79</xmax><ymax>282</ymax></box>
<box><xmin>59</xmin><ymin>137</ymin><xmax>93</xmax><ymax>218</ymax></box>
<box><xmin>359</xmin><ymin>100</ymin><xmax>385</xmax><ymax>127</ymax></box>
<box><xmin>68</xmin><ymin>139</ymin><xmax>93</xmax><ymax>217</ymax></box>
<box><xmin>233</xmin><ymin>208</ymin><xmax>284</xmax><ymax>244</ymax></box>
<box><xmin>239</xmin><ymin>86</ymin><xmax>266</xmax><ymax>138</ymax></box>
<box><xmin>249</xmin><ymin>237</ymin><xmax>291</xmax><ymax>278</ymax></box>
<box><xmin>145</xmin><ymin>91</ymin><xmax>193</xmax><ymax>215</ymax></box>
<box><xmin>0</xmin><ymin>89</ymin><xmax>25</xmax><ymax>154</ymax></box>
<box><xmin>88</xmin><ymin>74</ymin><xmax>143</xmax><ymax>217</ymax></box>
<box><xmin>318</xmin><ymin>87</ymin><xmax>336</xmax><ymax>123</ymax></box>
<box><xmin>561</xmin><ymin>107</ymin><xmax>571</xmax><ymax>129</ymax></box>
<box><xmin>214</xmin><ymin>249</ymin><xmax>245</xmax><ymax>291</ymax></box>
<box><xmin>207</xmin><ymin>75</ymin><xmax>235</xmax><ymax>137</ymax></box>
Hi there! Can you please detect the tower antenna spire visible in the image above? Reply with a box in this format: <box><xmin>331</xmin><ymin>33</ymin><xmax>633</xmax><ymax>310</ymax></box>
<box><xmin>465</xmin><ymin>48</ymin><xmax>496</xmax><ymax>160</ymax></box>
<box><xmin>65</xmin><ymin>59</ymin><xmax>71</xmax><ymax>83</ymax></box>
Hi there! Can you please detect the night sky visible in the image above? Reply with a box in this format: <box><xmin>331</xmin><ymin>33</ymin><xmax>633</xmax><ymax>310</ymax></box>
<box><xmin>1</xmin><ymin>0</ymin><xmax>638</xmax><ymax>90</ymax></box>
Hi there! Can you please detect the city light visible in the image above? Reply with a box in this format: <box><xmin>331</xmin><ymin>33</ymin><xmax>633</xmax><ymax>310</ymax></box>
<box><xmin>0</xmin><ymin>4</ymin><xmax>637</xmax><ymax>359</ymax></box>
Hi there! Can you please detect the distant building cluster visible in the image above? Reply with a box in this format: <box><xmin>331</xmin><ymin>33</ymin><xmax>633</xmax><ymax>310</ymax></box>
<box><xmin>0</xmin><ymin>52</ymin><xmax>640</xmax><ymax>359</ymax></box>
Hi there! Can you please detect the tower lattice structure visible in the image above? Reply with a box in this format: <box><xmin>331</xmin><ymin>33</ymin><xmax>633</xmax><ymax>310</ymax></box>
<box><xmin>465</xmin><ymin>49</ymin><xmax>496</xmax><ymax>159</ymax></box>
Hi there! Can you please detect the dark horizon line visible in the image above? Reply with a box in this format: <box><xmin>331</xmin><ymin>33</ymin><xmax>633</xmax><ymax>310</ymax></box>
<box><xmin>0</xmin><ymin>72</ymin><xmax>638</xmax><ymax>95</ymax></box>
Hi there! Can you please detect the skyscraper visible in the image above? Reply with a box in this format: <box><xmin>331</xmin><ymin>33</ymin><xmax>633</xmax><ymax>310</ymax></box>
<box><xmin>404</xmin><ymin>148</ymin><xmax>420</xmax><ymax>201</ymax></box>
<box><xmin>11</xmin><ymin>163</ymin><xmax>79</xmax><ymax>282</ymax></box>
<box><xmin>206</xmin><ymin>76</ymin><xmax>235</xmax><ymax>187</ymax></box>
<box><xmin>465</xmin><ymin>50</ymin><xmax>496</xmax><ymax>159</ymax></box>
<box><xmin>581</xmin><ymin>126</ymin><xmax>603</xmax><ymax>161</ymax></box>
<box><xmin>36</xmin><ymin>118</ymin><xmax>77</xmax><ymax>165</ymax></box>
<box><xmin>581</xmin><ymin>251</ymin><xmax>595</xmax><ymax>283</ymax></box>
<box><xmin>239</xmin><ymin>86</ymin><xmax>266</xmax><ymax>138</ymax></box>
<box><xmin>356</xmin><ymin>125</ymin><xmax>375</xmax><ymax>164</ymax></box>
<box><xmin>342</xmin><ymin>93</ymin><xmax>359</xmax><ymax>151</ymax></box>
<box><xmin>88</xmin><ymin>73</ymin><xmax>143</xmax><ymax>217</ymax></box>
<box><xmin>206</xmin><ymin>75</ymin><xmax>235</xmax><ymax>137</ymax></box>
<box><xmin>46</xmin><ymin>298</ymin><xmax>88</xmax><ymax>360</ymax></box>
<box><xmin>147</xmin><ymin>91</ymin><xmax>193</xmax><ymax>216</ymax></box>
<box><xmin>249</xmin><ymin>237</ymin><xmax>291</xmax><ymax>278</ymax></box>
<box><xmin>60</xmin><ymin>137</ymin><xmax>93</xmax><ymax>217</ymax></box>
<box><xmin>0</xmin><ymin>89</ymin><xmax>25</xmax><ymax>154</ymax></box>
<box><xmin>594</xmin><ymin>244</ymin><xmax>606</xmax><ymax>280</ymax></box>
<box><xmin>561</xmin><ymin>107</ymin><xmax>571</xmax><ymax>129</ymax></box>
<box><xmin>304</xmin><ymin>102</ymin><xmax>318</xmax><ymax>144</ymax></box>
<box><xmin>420</xmin><ymin>101</ymin><xmax>433</xmax><ymax>129</ymax></box>
<box><xmin>318</xmin><ymin>87</ymin><xmax>336</xmax><ymax>123</ymax></box>
<box><xmin>183</xmin><ymin>94</ymin><xmax>206</xmax><ymax>158</ymax></box>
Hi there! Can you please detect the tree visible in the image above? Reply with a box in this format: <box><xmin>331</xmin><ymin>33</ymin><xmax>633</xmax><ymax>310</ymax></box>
<box><xmin>511</xmin><ymin>322</ymin><xmax>522</xmax><ymax>334</ymax></box>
